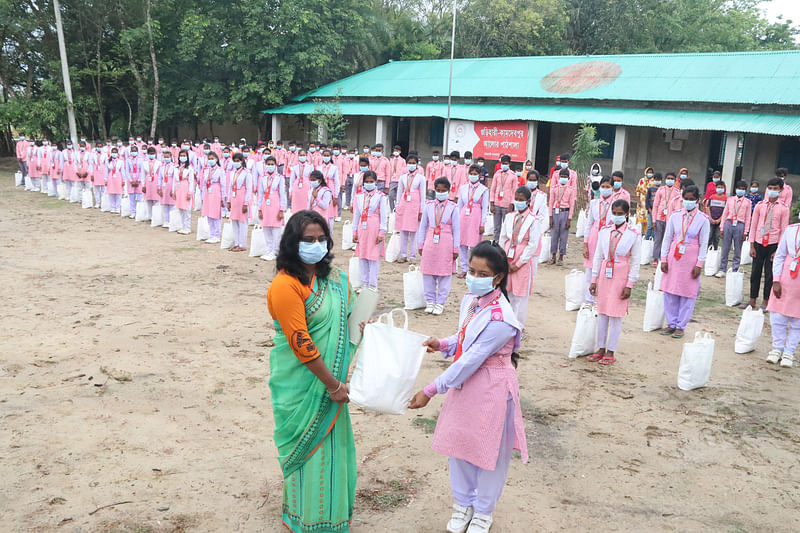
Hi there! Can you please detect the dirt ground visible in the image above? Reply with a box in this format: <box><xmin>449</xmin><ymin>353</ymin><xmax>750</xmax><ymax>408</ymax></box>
<box><xmin>1</xmin><ymin>158</ymin><xmax>798</xmax><ymax>533</ymax></box>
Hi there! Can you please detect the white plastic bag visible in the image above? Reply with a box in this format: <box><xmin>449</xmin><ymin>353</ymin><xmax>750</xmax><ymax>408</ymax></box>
<box><xmin>403</xmin><ymin>265</ymin><xmax>426</xmax><ymax>310</ymax></box>
<box><xmin>220</xmin><ymin>222</ymin><xmax>234</xmax><ymax>249</ymax></box>
<box><xmin>677</xmin><ymin>332</ymin><xmax>715</xmax><ymax>391</ymax></box>
<box><xmin>704</xmin><ymin>246</ymin><xmax>720</xmax><ymax>276</ymax></box>
<box><xmin>568</xmin><ymin>304</ymin><xmax>598</xmax><ymax>358</ymax></box>
<box><xmin>387</xmin><ymin>210</ymin><xmax>396</xmax><ymax>235</ymax></box>
<box><xmin>575</xmin><ymin>209</ymin><xmax>587</xmax><ymax>238</ymax></box>
<box><xmin>643</xmin><ymin>282</ymin><xmax>665</xmax><ymax>332</ymax></box>
<box><xmin>169</xmin><ymin>207</ymin><xmax>181</xmax><ymax>232</ymax></box>
<box><xmin>538</xmin><ymin>233</ymin><xmax>551</xmax><ymax>264</ymax></box>
<box><xmin>349</xmin><ymin>309</ymin><xmax>428</xmax><ymax>415</ymax></box>
<box><xmin>58</xmin><ymin>181</ymin><xmax>67</xmax><ymax>200</ymax></box>
<box><xmin>70</xmin><ymin>184</ymin><xmax>81</xmax><ymax>203</ymax></box>
<box><xmin>349</xmin><ymin>257</ymin><xmax>362</xmax><ymax>289</ymax></box>
<box><xmin>483</xmin><ymin>213</ymin><xmax>494</xmax><ymax>236</ymax></box>
<box><xmin>640</xmin><ymin>238</ymin><xmax>654</xmax><ymax>266</ymax></box>
<box><xmin>341</xmin><ymin>220</ymin><xmax>354</xmax><ymax>250</ymax></box>
<box><xmin>734</xmin><ymin>306</ymin><xmax>764</xmax><ymax>354</ymax></box>
<box><xmin>740</xmin><ymin>240</ymin><xmax>752</xmax><ymax>265</ymax></box>
<box><xmin>564</xmin><ymin>269</ymin><xmax>584</xmax><ymax>311</ymax></box>
<box><xmin>384</xmin><ymin>232</ymin><xmax>401</xmax><ymax>263</ymax></box>
<box><xmin>100</xmin><ymin>192</ymin><xmax>110</xmax><ymax>212</ymax></box>
<box><xmin>653</xmin><ymin>261</ymin><xmax>663</xmax><ymax>292</ymax></box>
<box><xmin>725</xmin><ymin>269</ymin><xmax>744</xmax><ymax>307</ymax></box>
<box><xmin>249</xmin><ymin>227</ymin><xmax>268</xmax><ymax>257</ymax></box>
<box><xmin>194</xmin><ymin>188</ymin><xmax>202</xmax><ymax>211</ymax></box>
<box><xmin>348</xmin><ymin>287</ymin><xmax>378</xmax><ymax>345</ymax></box>
<box><xmin>15</xmin><ymin>171</ymin><xmax>23</xmax><ymax>186</ymax></box>
<box><xmin>81</xmin><ymin>189</ymin><xmax>93</xmax><ymax>209</ymax></box>
<box><xmin>135</xmin><ymin>200</ymin><xmax>149</xmax><ymax>221</ymax></box>
<box><xmin>121</xmin><ymin>198</ymin><xmax>131</xmax><ymax>217</ymax></box>
<box><xmin>150</xmin><ymin>204</ymin><xmax>163</xmax><ymax>227</ymax></box>
<box><xmin>196</xmin><ymin>216</ymin><xmax>210</xmax><ymax>241</ymax></box>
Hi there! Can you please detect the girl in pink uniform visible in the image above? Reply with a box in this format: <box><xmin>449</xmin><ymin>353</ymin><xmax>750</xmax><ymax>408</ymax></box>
<box><xmin>395</xmin><ymin>155</ymin><xmax>426</xmax><ymax>263</ymax></box>
<box><xmin>457</xmin><ymin>165</ymin><xmax>489</xmax><ymax>277</ymax></box>
<box><xmin>141</xmin><ymin>146</ymin><xmax>163</xmax><ymax>220</ymax></box>
<box><xmin>317</xmin><ymin>149</ymin><xmax>340</xmax><ymax>221</ymax></box>
<box><xmin>201</xmin><ymin>151</ymin><xmax>225</xmax><ymax>243</ymax></box>
<box><xmin>172</xmin><ymin>149</ymin><xmax>195</xmax><ymax>235</ymax></box>
<box><xmin>766</xmin><ymin>218</ymin><xmax>800</xmax><ymax>368</ymax></box>
<box><xmin>90</xmin><ymin>147</ymin><xmax>107</xmax><ymax>207</ymax></box>
<box><xmin>499</xmin><ymin>187</ymin><xmax>542</xmax><ymax>327</ymax></box>
<box><xmin>588</xmin><ymin>200</ymin><xmax>642</xmax><ymax>365</ymax></box>
<box><xmin>583</xmin><ymin>177</ymin><xmax>614</xmax><ymax>304</ymax></box>
<box><xmin>29</xmin><ymin>140</ymin><xmax>49</xmax><ymax>191</ymax></box>
<box><xmin>227</xmin><ymin>153</ymin><xmax>251</xmax><ymax>251</ymax></box>
<box><xmin>257</xmin><ymin>155</ymin><xmax>286</xmax><ymax>258</ymax></box>
<box><xmin>289</xmin><ymin>150</ymin><xmax>313</xmax><ymax>211</ymax></box>
<box><xmin>352</xmin><ymin>171</ymin><xmax>388</xmax><ymax>290</ymax></box>
<box><xmin>48</xmin><ymin>142</ymin><xmax>63</xmax><ymax>196</ymax></box>
<box><xmin>659</xmin><ymin>186</ymin><xmax>711</xmax><ymax>339</ymax></box>
<box><xmin>309</xmin><ymin>170</ymin><xmax>334</xmax><ymax>230</ymax></box>
<box><xmin>159</xmin><ymin>149</ymin><xmax>176</xmax><ymax>227</ymax></box>
<box><xmin>418</xmin><ymin>177</ymin><xmax>461</xmax><ymax>316</ymax></box>
<box><xmin>105</xmin><ymin>148</ymin><xmax>125</xmax><ymax>213</ymax></box>
<box><xmin>73</xmin><ymin>143</ymin><xmax>92</xmax><ymax>202</ymax></box>
<box><xmin>409</xmin><ymin>242</ymin><xmax>528</xmax><ymax>533</ymax></box>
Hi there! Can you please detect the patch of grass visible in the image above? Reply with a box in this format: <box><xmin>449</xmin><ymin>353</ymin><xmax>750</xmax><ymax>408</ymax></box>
<box><xmin>411</xmin><ymin>416</ymin><xmax>437</xmax><ymax>434</ymax></box>
<box><xmin>356</xmin><ymin>478</ymin><xmax>421</xmax><ymax>511</ymax></box>
<box><xmin>39</xmin><ymin>197</ymin><xmax>69</xmax><ymax>208</ymax></box>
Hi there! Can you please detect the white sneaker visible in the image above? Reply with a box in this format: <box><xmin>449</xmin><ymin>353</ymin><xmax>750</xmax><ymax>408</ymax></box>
<box><xmin>425</xmin><ymin>303</ymin><xmax>434</xmax><ymax>314</ymax></box>
<box><xmin>177</xmin><ymin>229</ymin><xmax>190</xmax><ymax>235</ymax></box>
<box><xmin>466</xmin><ymin>512</ymin><xmax>493</xmax><ymax>533</ymax></box>
<box><xmin>129</xmin><ymin>214</ymin><xmax>136</xmax><ymax>219</ymax></box>
<box><xmin>432</xmin><ymin>304</ymin><xmax>444</xmax><ymax>315</ymax></box>
<box><xmin>162</xmin><ymin>222</ymin><xmax>170</xmax><ymax>228</ymax></box>
<box><xmin>261</xmin><ymin>253</ymin><xmax>277</xmax><ymax>261</ymax></box>
<box><xmin>446</xmin><ymin>504</ymin><xmax>474</xmax><ymax>533</ymax></box>
<box><xmin>206</xmin><ymin>237</ymin><xmax>220</xmax><ymax>244</ymax></box>
<box><xmin>714</xmin><ymin>271</ymin><xmax>725</xmax><ymax>278</ymax></box>
<box><xmin>766</xmin><ymin>349</ymin><xmax>782</xmax><ymax>364</ymax></box>
<box><xmin>780</xmin><ymin>352</ymin><xmax>794</xmax><ymax>368</ymax></box>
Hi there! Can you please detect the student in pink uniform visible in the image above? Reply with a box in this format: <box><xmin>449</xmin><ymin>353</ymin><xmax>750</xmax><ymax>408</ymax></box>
<box><xmin>525</xmin><ymin>170</ymin><xmax>548</xmax><ymax>220</ymax></box>
<box><xmin>141</xmin><ymin>146</ymin><xmax>162</xmax><ymax>220</ymax></box>
<box><xmin>227</xmin><ymin>153</ymin><xmax>252</xmax><ymax>251</ymax></box>
<box><xmin>746</xmin><ymin>178</ymin><xmax>791</xmax><ymax>310</ymax></box>
<box><xmin>457</xmin><ymin>165</ymin><xmax>489</xmax><ymax>277</ymax></box>
<box><xmin>588</xmin><ymin>200</ymin><xmax>642</xmax><ymax>364</ymax></box>
<box><xmin>369</xmin><ymin>144</ymin><xmax>391</xmax><ymax>194</ymax></box>
<box><xmin>352</xmin><ymin>171</ymin><xmax>388</xmax><ymax>290</ymax></box>
<box><xmin>172</xmin><ymin>149</ymin><xmax>195</xmax><ymax>235</ymax></box>
<box><xmin>449</xmin><ymin>151</ymin><xmax>467</xmax><ymax>202</ymax></box>
<box><xmin>257</xmin><ymin>155</ymin><xmax>286</xmax><ymax>258</ymax></box>
<box><xmin>426</xmin><ymin>150</ymin><xmax>443</xmax><ymax>197</ymax></box>
<box><xmin>105</xmin><ymin>148</ymin><xmax>125</xmax><ymax>213</ymax></box>
<box><xmin>15</xmin><ymin>134</ymin><xmax>29</xmax><ymax>182</ymax></box>
<box><xmin>659</xmin><ymin>186</ymin><xmax>711</xmax><ymax>339</ymax></box>
<box><xmin>90</xmin><ymin>145</ymin><xmax>108</xmax><ymax>207</ymax></box>
<box><xmin>309</xmin><ymin>170</ymin><xmax>334</xmax><ymax>230</ymax></box>
<box><xmin>651</xmin><ymin>172</ymin><xmax>682</xmax><ymax>263</ymax></box>
<box><xmin>388</xmin><ymin>144</ymin><xmax>407</xmax><ymax>210</ymax></box>
<box><xmin>350</xmin><ymin>156</ymin><xmax>370</xmax><ymax>201</ymax></box>
<box><xmin>499</xmin><ymin>187</ymin><xmax>542</xmax><ymax>326</ymax></box>
<box><xmin>717</xmin><ymin>181</ymin><xmax>752</xmax><ymax>276</ymax></box>
<box><xmin>47</xmin><ymin>142</ymin><xmax>63</xmax><ymax>196</ymax></box>
<box><xmin>418</xmin><ymin>177</ymin><xmax>461</xmax><ymax>316</ymax></box>
<box><xmin>73</xmin><ymin>143</ymin><xmax>92</xmax><ymax>201</ymax></box>
<box><xmin>289</xmin><ymin>150</ymin><xmax>313</xmax><ymax>211</ymax></box>
<box><xmin>61</xmin><ymin>141</ymin><xmax>76</xmax><ymax>197</ymax></box>
<box><xmin>409</xmin><ymin>242</ymin><xmax>527</xmax><ymax>533</ymax></box>
<box><xmin>766</xmin><ymin>217</ymin><xmax>800</xmax><ymax>368</ymax></box>
<box><xmin>317</xmin><ymin>149</ymin><xmax>340</xmax><ymax>222</ymax></box>
<box><xmin>28</xmin><ymin>140</ymin><xmax>47</xmax><ymax>190</ymax></box>
<box><xmin>775</xmin><ymin>167</ymin><xmax>793</xmax><ymax>207</ymax></box>
<box><xmin>158</xmin><ymin>149</ymin><xmax>176</xmax><ymax>227</ymax></box>
<box><xmin>200</xmin><ymin>151</ymin><xmax>225</xmax><ymax>244</ymax></box>
<box><xmin>610</xmin><ymin>170</ymin><xmax>630</xmax><ymax>204</ymax></box>
<box><xmin>489</xmin><ymin>155</ymin><xmax>517</xmax><ymax>245</ymax></box>
<box><xmin>395</xmin><ymin>155</ymin><xmax>426</xmax><ymax>263</ymax></box>
<box><xmin>548</xmin><ymin>168</ymin><xmax>577</xmax><ymax>265</ymax></box>
<box><xmin>583</xmin><ymin>178</ymin><xmax>615</xmax><ymax>304</ymax></box>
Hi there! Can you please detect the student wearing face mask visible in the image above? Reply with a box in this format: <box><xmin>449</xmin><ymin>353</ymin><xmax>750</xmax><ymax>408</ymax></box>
<box><xmin>317</xmin><ymin>149</ymin><xmax>340</xmax><ymax>222</ymax></box>
<box><xmin>764</xmin><ymin>210</ymin><xmax>800</xmax><ymax>368</ymax></box>
<box><xmin>352</xmin><ymin>171</ymin><xmax>388</xmax><ymax>290</ymax></box>
<box><xmin>588</xmin><ymin>200</ymin><xmax>642</xmax><ymax>365</ymax></box>
<box><xmin>457</xmin><ymin>166</ymin><xmax>490</xmax><ymax>277</ymax></box>
<box><xmin>408</xmin><ymin>242</ymin><xmax>527</xmax><ymax>533</ymax></box>
<box><xmin>27</xmin><ymin>139</ymin><xmax>47</xmax><ymax>191</ymax></box>
<box><xmin>717</xmin><ymin>180</ymin><xmax>752</xmax><ymax>277</ymax></box>
<box><xmin>704</xmin><ymin>170</ymin><xmax>723</xmax><ymax>200</ymax></box>
<box><xmin>745</xmin><ymin>181</ymin><xmax>762</xmax><ymax>214</ymax></box>
<box><xmin>547</xmin><ymin>155</ymin><xmax>561</xmax><ymax>187</ymax></box>
<box><xmin>60</xmin><ymin>141</ymin><xmax>76</xmax><ymax>194</ymax></box>
<box><xmin>289</xmin><ymin>150</ymin><xmax>313</xmax><ymax>211</ymax></box>
<box><xmin>659</xmin><ymin>186</ymin><xmax>710</xmax><ymax>339</ymax></box>
<box><xmin>426</xmin><ymin>150</ymin><xmax>444</xmax><ymax>197</ymax></box>
<box><xmin>226</xmin><ymin>153</ymin><xmax>252</xmax><ymax>251</ymax></box>
<box><xmin>418</xmin><ymin>177</ymin><xmax>461</xmax><ymax>315</ymax></box>
<box><xmin>158</xmin><ymin>149</ymin><xmax>176</xmax><ymax>227</ymax></box>
<box><xmin>125</xmin><ymin>147</ymin><xmax>149</xmax><ymax>218</ymax></box>
<box><xmin>499</xmin><ymin>187</ymin><xmax>542</xmax><ymax>326</ymax></box>
<box><xmin>104</xmin><ymin>147</ymin><xmax>125</xmax><ymax>213</ymax></box>
<box><xmin>200</xmin><ymin>151</ymin><xmax>226</xmax><ymax>244</ymax></box>
<box><xmin>583</xmin><ymin>177</ymin><xmax>615</xmax><ymax>304</ymax></box>
<box><xmin>15</xmin><ymin>134</ymin><xmax>30</xmax><ymax>184</ymax></box>
<box><xmin>141</xmin><ymin>145</ymin><xmax>163</xmax><ymax>220</ymax></box>
<box><xmin>449</xmin><ymin>151</ymin><xmax>468</xmax><ymax>202</ymax></box>
<box><xmin>547</xmin><ymin>168</ymin><xmax>576</xmax><ymax>266</ymax></box>
<box><xmin>746</xmin><ymin>178</ymin><xmax>791</xmax><ymax>310</ymax></box>
<box><xmin>652</xmin><ymin>172</ymin><xmax>683</xmax><ymax>264</ymax></box>
<box><xmin>703</xmin><ymin>178</ymin><xmax>728</xmax><ymax>252</ymax></box>
<box><xmin>73</xmin><ymin>143</ymin><xmax>92</xmax><ymax>202</ymax></box>
<box><xmin>550</xmin><ymin>153</ymin><xmax>577</xmax><ymax>188</ymax></box>
<box><xmin>490</xmin><ymin>155</ymin><xmax>517</xmax><ymax>246</ymax></box>
<box><xmin>395</xmin><ymin>155</ymin><xmax>427</xmax><ymax>264</ymax></box>
<box><xmin>90</xmin><ymin>142</ymin><xmax>109</xmax><ymax>207</ymax></box>
<box><xmin>644</xmin><ymin>173</ymin><xmax>661</xmax><ymax>240</ymax></box>
<box><xmin>610</xmin><ymin>171</ymin><xmax>629</xmax><ymax>204</ymax></box>
<box><xmin>170</xmin><ymin>149</ymin><xmax>195</xmax><ymax>234</ymax></box>
<box><xmin>475</xmin><ymin>156</ymin><xmax>489</xmax><ymax>185</ymax></box>
<box><xmin>635</xmin><ymin>167</ymin><xmax>654</xmax><ymax>234</ymax></box>
<box><xmin>255</xmin><ymin>155</ymin><xmax>286</xmax><ymax>256</ymax></box>
<box><xmin>585</xmin><ymin>163</ymin><xmax>603</xmax><ymax>204</ymax></box>
<box><xmin>342</xmin><ymin>150</ymin><xmax>358</xmax><ymax>209</ymax></box>
<box><xmin>387</xmin><ymin>144</ymin><xmax>407</xmax><ymax>210</ymax></box>
<box><xmin>525</xmin><ymin>170</ymin><xmax>548</xmax><ymax>221</ymax></box>
<box><xmin>368</xmin><ymin>144</ymin><xmax>391</xmax><ymax>193</ymax></box>
<box><xmin>775</xmin><ymin>167</ymin><xmax>794</xmax><ymax>207</ymax></box>
<box><xmin>45</xmin><ymin>141</ymin><xmax>63</xmax><ymax>196</ymax></box>
<box><xmin>308</xmin><ymin>170</ymin><xmax>334</xmax><ymax>230</ymax></box>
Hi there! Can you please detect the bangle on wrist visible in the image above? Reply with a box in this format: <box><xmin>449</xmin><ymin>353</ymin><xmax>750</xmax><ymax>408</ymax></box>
<box><xmin>327</xmin><ymin>381</ymin><xmax>342</xmax><ymax>394</ymax></box>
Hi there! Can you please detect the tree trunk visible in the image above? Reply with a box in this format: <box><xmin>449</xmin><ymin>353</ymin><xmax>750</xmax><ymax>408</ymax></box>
<box><xmin>118</xmin><ymin>4</ymin><xmax>146</xmax><ymax>132</ymax></box>
<box><xmin>94</xmin><ymin>39</ymin><xmax>107</xmax><ymax>138</ymax></box>
<box><xmin>145</xmin><ymin>0</ymin><xmax>159</xmax><ymax>138</ymax></box>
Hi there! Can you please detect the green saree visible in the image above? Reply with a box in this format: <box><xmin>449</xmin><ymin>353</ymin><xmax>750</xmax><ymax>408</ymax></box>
<box><xmin>269</xmin><ymin>268</ymin><xmax>356</xmax><ymax>533</ymax></box>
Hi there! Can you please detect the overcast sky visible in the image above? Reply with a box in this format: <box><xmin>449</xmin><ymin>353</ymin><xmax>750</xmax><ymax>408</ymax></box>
<box><xmin>761</xmin><ymin>0</ymin><xmax>800</xmax><ymax>24</ymax></box>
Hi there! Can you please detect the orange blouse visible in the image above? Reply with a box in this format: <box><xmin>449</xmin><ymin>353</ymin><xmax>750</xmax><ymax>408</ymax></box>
<box><xmin>267</xmin><ymin>271</ymin><xmax>321</xmax><ymax>364</ymax></box>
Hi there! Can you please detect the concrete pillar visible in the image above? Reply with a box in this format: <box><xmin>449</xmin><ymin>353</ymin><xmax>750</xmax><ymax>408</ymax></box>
<box><xmin>526</xmin><ymin>121</ymin><xmax>538</xmax><ymax>163</ymax></box>
<box><xmin>271</xmin><ymin>115</ymin><xmax>282</xmax><ymax>142</ymax></box>
<box><xmin>375</xmin><ymin>116</ymin><xmax>390</xmax><ymax>147</ymax></box>
<box><xmin>611</xmin><ymin>125</ymin><xmax>628</xmax><ymax>173</ymax></box>
<box><xmin>409</xmin><ymin>118</ymin><xmax>417</xmax><ymax>154</ymax></box>
<box><xmin>721</xmin><ymin>132</ymin><xmax>740</xmax><ymax>190</ymax></box>
<box><xmin>317</xmin><ymin>123</ymin><xmax>327</xmax><ymax>143</ymax></box>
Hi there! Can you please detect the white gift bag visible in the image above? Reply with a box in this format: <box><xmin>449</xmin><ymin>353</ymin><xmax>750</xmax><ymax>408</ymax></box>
<box><xmin>387</xmin><ymin>210</ymin><xmax>396</xmax><ymax>235</ymax></box>
<box><xmin>734</xmin><ymin>306</ymin><xmax>764</xmax><ymax>354</ymax></box>
<box><xmin>740</xmin><ymin>240</ymin><xmax>752</xmax><ymax>265</ymax></box>
<box><xmin>677</xmin><ymin>332</ymin><xmax>715</xmax><ymax>391</ymax></box>
<box><xmin>70</xmin><ymin>184</ymin><xmax>81</xmax><ymax>203</ymax></box>
<box><xmin>249</xmin><ymin>227</ymin><xmax>268</xmax><ymax>257</ymax></box>
<box><xmin>564</xmin><ymin>269</ymin><xmax>584</xmax><ymax>311</ymax></box>
<box><xmin>348</xmin><ymin>287</ymin><xmax>379</xmax><ymax>344</ymax></box>
<box><xmin>704</xmin><ymin>246</ymin><xmax>720</xmax><ymax>276</ymax></box>
<box><xmin>349</xmin><ymin>309</ymin><xmax>428</xmax><ymax>415</ymax></box>
<box><xmin>349</xmin><ymin>257</ymin><xmax>362</xmax><ymax>289</ymax></box>
<box><xmin>81</xmin><ymin>189</ymin><xmax>93</xmax><ymax>209</ymax></box>
<box><xmin>653</xmin><ymin>261</ymin><xmax>663</xmax><ymax>292</ymax></box>
<box><xmin>725</xmin><ymin>269</ymin><xmax>744</xmax><ymax>307</ymax></box>
<box><xmin>642</xmin><ymin>282</ymin><xmax>666</xmax><ymax>332</ymax></box>
<box><xmin>121</xmin><ymin>198</ymin><xmax>131</xmax><ymax>217</ymax></box>
<box><xmin>57</xmin><ymin>181</ymin><xmax>67</xmax><ymax>200</ymax></box>
<box><xmin>169</xmin><ymin>207</ymin><xmax>182</xmax><ymax>232</ymax></box>
<box><xmin>568</xmin><ymin>304</ymin><xmax>598</xmax><ymax>358</ymax></box>
<box><xmin>100</xmin><ymin>192</ymin><xmax>110</xmax><ymax>212</ymax></box>
<box><xmin>150</xmin><ymin>204</ymin><xmax>163</xmax><ymax>227</ymax></box>
<box><xmin>220</xmin><ymin>222</ymin><xmax>234</xmax><ymax>249</ymax></box>
<box><xmin>575</xmin><ymin>209</ymin><xmax>587</xmax><ymax>238</ymax></box>
<box><xmin>193</xmin><ymin>188</ymin><xmax>202</xmax><ymax>211</ymax></box>
<box><xmin>640</xmin><ymin>238</ymin><xmax>654</xmax><ymax>265</ymax></box>
<box><xmin>403</xmin><ymin>265</ymin><xmax>426</xmax><ymax>310</ymax></box>
<box><xmin>40</xmin><ymin>177</ymin><xmax>48</xmax><ymax>193</ymax></box>
<box><xmin>135</xmin><ymin>201</ymin><xmax>149</xmax><ymax>221</ymax></box>
<box><xmin>341</xmin><ymin>220</ymin><xmax>354</xmax><ymax>250</ymax></box>
<box><xmin>196</xmin><ymin>216</ymin><xmax>210</xmax><ymax>241</ymax></box>
<box><xmin>538</xmin><ymin>233</ymin><xmax>551</xmax><ymax>264</ymax></box>
<box><xmin>483</xmin><ymin>213</ymin><xmax>494</xmax><ymax>236</ymax></box>
<box><xmin>384</xmin><ymin>232</ymin><xmax>401</xmax><ymax>263</ymax></box>
<box><xmin>14</xmin><ymin>171</ymin><xmax>23</xmax><ymax>186</ymax></box>
<box><xmin>49</xmin><ymin>179</ymin><xmax>57</xmax><ymax>196</ymax></box>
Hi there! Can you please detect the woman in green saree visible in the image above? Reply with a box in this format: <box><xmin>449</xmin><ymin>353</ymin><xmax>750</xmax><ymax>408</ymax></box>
<box><xmin>267</xmin><ymin>210</ymin><xmax>357</xmax><ymax>532</ymax></box>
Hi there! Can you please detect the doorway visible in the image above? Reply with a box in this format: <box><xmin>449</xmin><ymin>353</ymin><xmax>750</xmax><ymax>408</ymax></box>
<box><xmin>392</xmin><ymin>118</ymin><xmax>410</xmax><ymax>156</ymax></box>
<box><xmin>534</xmin><ymin>122</ymin><xmax>552</xmax><ymax>175</ymax></box>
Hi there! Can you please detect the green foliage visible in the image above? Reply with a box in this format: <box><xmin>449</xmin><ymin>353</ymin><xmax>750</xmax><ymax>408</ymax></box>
<box><xmin>310</xmin><ymin>90</ymin><xmax>349</xmax><ymax>144</ymax></box>
<box><xmin>572</xmin><ymin>123</ymin><xmax>607</xmax><ymax>180</ymax></box>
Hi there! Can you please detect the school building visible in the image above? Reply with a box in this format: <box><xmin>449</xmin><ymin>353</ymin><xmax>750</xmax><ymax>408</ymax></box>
<box><xmin>264</xmin><ymin>50</ymin><xmax>800</xmax><ymax>192</ymax></box>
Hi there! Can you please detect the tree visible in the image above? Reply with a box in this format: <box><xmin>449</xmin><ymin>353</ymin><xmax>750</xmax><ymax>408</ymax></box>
<box><xmin>571</xmin><ymin>123</ymin><xmax>608</xmax><ymax>210</ymax></box>
<box><xmin>310</xmin><ymin>91</ymin><xmax>349</xmax><ymax>144</ymax></box>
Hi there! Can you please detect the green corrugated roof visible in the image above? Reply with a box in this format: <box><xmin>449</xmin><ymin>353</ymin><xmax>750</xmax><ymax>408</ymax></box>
<box><xmin>291</xmin><ymin>51</ymin><xmax>800</xmax><ymax>106</ymax></box>
<box><xmin>264</xmin><ymin>102</ymin><xmax>800</xmax><ymax>136</ymax></box>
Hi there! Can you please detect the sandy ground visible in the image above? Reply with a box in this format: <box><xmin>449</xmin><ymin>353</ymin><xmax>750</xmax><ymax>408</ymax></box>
<box><xmin>0</xmin><ymin>158</ymin><xmax>798</xmax><ymax>533</ymax></box>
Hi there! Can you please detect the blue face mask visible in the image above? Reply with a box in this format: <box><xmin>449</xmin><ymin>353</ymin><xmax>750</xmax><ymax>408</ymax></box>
<box><xmin>298</xmin><ymin>241</ymin><xmax>328</xmax><ymax>265</ymax></box>
<box><xmin>363</xmin><ymin>182</ymin><xmax>376</xmax><ymax>191</ymax></box>
<box><xmin>469</xmin><ymin>174</ymin><xmax>480</xmax><ymax>183</ymax></box>
<box><xmin>265</xmin><ymin>165</ymin><xmax>276</xmax><ymax>173</ymax></box>
<box><xmin>613</xmin><ymin>181</ymin><xmax>622</xmax><ymax>190</ymax></box>
<box><xmin>750</xmin><ymin>187</ymin><xmax>758</xmax><ymax>193</ymax></box>
<box><xmin>515</xmin><ymin>171</ymin><xmax>522</xmax><ymax>177</ymax></box>
<box><xmin>735</xmin><ymin>189</ymin><xmax>745</xmax><ymax>197</ymax></box>
<box><xmin>466</xmin><ymin>274</ymin><xmax>496</xmax><ymax>296</ymax></box>
<box><xmin>310</xmin><ymin>181</ymin><xmax>320</xmax><ymax>189</ymax></box>
<box><xmin>322</xmin><ymin>156</ymin><xmax>330</xmax><ymax>163</ymax></box>
<box><xmin>148</xmin><ymin>154</ymin><xmax>155</xmax><ymax>160</ymax></box>
<box><xmin>559</xmin><ymin>177</ymin><xmax>568</xmax><ymax>185</ymax></box>
<box><xmin>610</xmin><ymin>214</ymin><xmax>627</xmax><ymax>226</ymax></box>
<box><xmin>501</xmin><ymin>164</ymin><xmax>509</xmax><ymax>172</ymax></box>
<box><xmin>600</xmin><ymin>188</ymin><xmax>612</xmax><ymax>198</ymax></box>
<box><xmin>665</xmin><ymin>178</ymin><xmax>676</xmax><ymax>187</ymax></box>
<box><xmin>527</xmin><ymin>181</ymin><xmax>538</xmax><ymax>190</ymax></box>
<box><xmin>514</xmin><ymin>200</ymin><xmax>529</xmax><ymax>211</ymax></box>
<box><xmin>209</xmin><ymin>159</ymin><xmax>217</xmax><ymax>167</ymax></box>
<box><xmin>716</xmin><ymin>187</ymin><xmax>725</xmax><ymax>195</ymax></box>
<box><xmin>683</xmin><ymin>199</ymin><xmax>697</xmax><ymax>211</ymax></box>
<box><xmin>653</xmin><ymin>180</ymin><xmax>662</xmax><ymax>186</ymax></box>
<box><xmin>435</xmin><ymin>192</ymin><xmax>449</xmax><ymax>202</ymax></box>
<box><xmin>713</xmin><ymin>177</ymin><xmax>720</xmax><ymax>183</ymax></box>
<box><xmin>360</xmin><ymin>166</ymin><xmax>369</xmax><ymax>172</ymax></box>
<box><xmin>560</xmin><ymin>162</ymin><xmax>568</xmax><ymax>169</ymax></box>
<box><xmin>298</xmin><ymin>156</ymin><xmax>307</xmax><ymax>163</ymax></box>
<box><xmin>407</xmin><ymin>164</ymin><xmax>417</xmax><ymax>172</ymax></box>
<box><xmin>768</xmin><ymin>189</ymin><xmax>780</xmax><ymax>199</ymax></box>
<box><xmin>233</xmin><ymin>161</ymin><xmax>242</xmax><ymax>169</ymax></box>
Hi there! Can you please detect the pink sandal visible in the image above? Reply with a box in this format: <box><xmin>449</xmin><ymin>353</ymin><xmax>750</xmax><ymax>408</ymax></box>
<box><xmin>599</xmin><ymin>355</ymin><xmax>617</xmax><ymax>365</ymax></box>
<box><xmin>587</xmin><ymin>353</ymin><xmax>603</xmax><ymax>362</ymax></box>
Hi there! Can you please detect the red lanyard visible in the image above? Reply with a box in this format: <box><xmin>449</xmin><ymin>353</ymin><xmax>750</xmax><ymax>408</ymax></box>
<box><xmin>467</xmin><ymin>184</ymin><xmax>478</xmax><ymax>211</ymax></box>
<box><xmin>360</xmin><ymin>192</ymin><xmax>373</xmax><ymax>224</ymax></box>
<box><xmin>433</xmin><ymin>201</ymin><xmax>446</xmax><ymax>235</ymax></box>
<box><xmin>511</xmin><ymin>210</ymin><xmax>529</xmax><ymax>243</ymax></box>
<box><xmin>179</xmin><ymin>168</ymin><xmax>185</xmax><ymax>182</ymax></box>
<box><xmin>599</xmin><ymin>200</ymin><xmax>610</xmax><ymax>224</ymax></box>
<box><xmin>731</xmin><ymin>198</ymin><xmax>742</xmax><ymax>221</ymax></box>
<box><xmin>608</xmin><ymin>226</ymin><xmax>625</xmax><ymax>261</ymax></box>
<box><xmin>232</xmin><ymin>170</ymin><xmax>243</xmax><ymax>195</ymax></box>
<box><xmin>680</xmin><ymin>212</ymin><xmax>696</xmax><ymax>242</ymax></box>
<box><xmin>454</xmin><ymin>297</ymin><xmax>498</xmax><ymax>362</ymax></box>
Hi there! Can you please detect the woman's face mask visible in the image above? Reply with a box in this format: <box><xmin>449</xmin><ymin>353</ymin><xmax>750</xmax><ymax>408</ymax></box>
<box><xmin>363</xmin><ymin>182</ymin><xmax>376</xmax><ymax>191</ymax></box>
<box><xmin>435</xmin><ymin>191</ymin><xmax>449</xmax><ymax>201</ymax></box>
<box><xmin>265</xmin><ymin>164</ymin><xmax>276</xmax><ymax>173</ymax></box>
<box><xmin>468</xmin><ymin>174</ymin><xmax>479</xmax><ymax>183</ymax></box>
